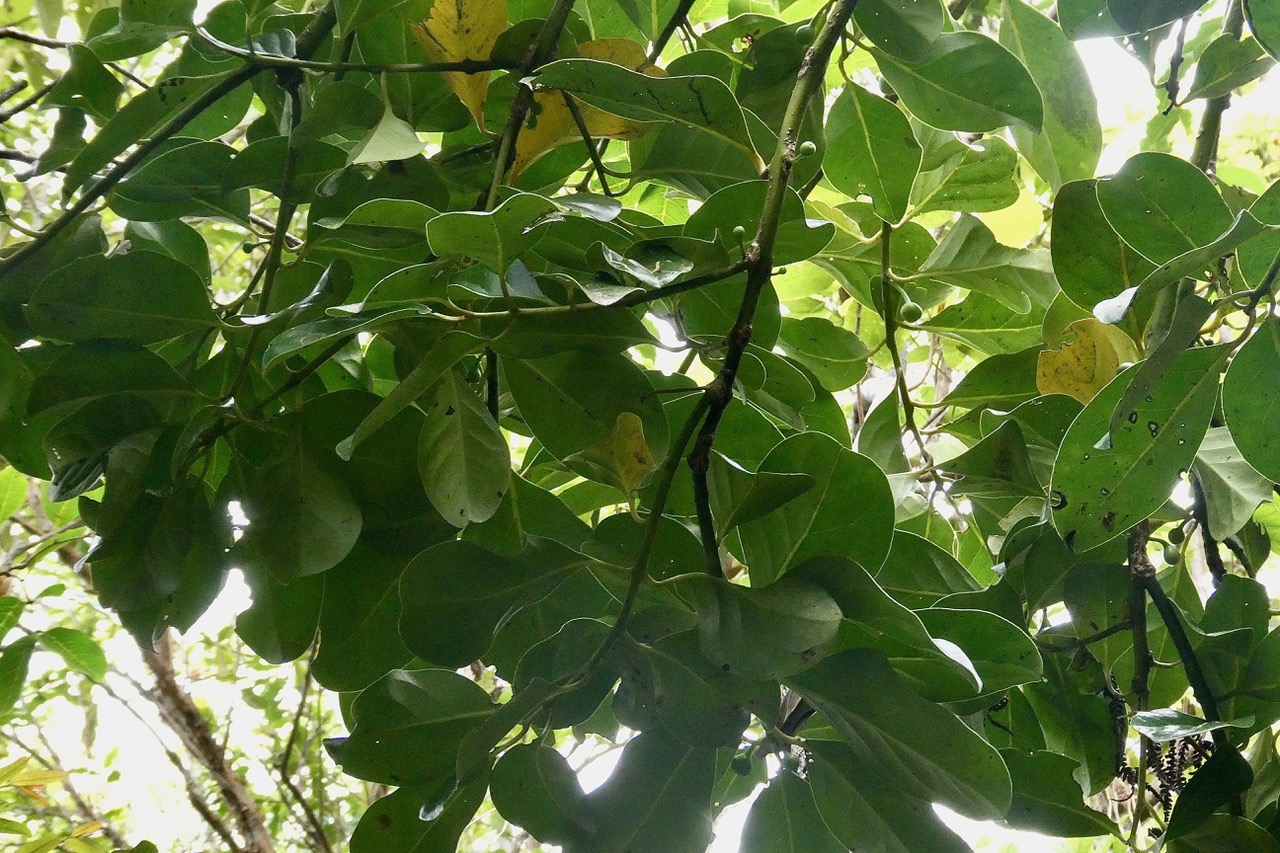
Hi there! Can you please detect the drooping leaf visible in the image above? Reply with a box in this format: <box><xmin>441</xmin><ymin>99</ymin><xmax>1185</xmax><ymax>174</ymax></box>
<box><xmin>740</xmin><ymin>771</ymin><xmax>846</xmax><ymax>853</ymax></box>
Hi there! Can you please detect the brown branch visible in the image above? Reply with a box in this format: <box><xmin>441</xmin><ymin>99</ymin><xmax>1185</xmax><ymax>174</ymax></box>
<box><xmin>0</xmin><ymin>26</ymin><xmax>70</xmax><ymax>48</ymax></box>
<box><xmin>482</xmin><ymin>0</ymin><xmax>578</xmax><ymax>207</ymax></box>
<box><xmin>142</xmin><ymin>635</ymin><xmax>275</xmax><ymax>853</ymax></box>
<box><xmin>684</xmin><ymin>0</ymin><xmax>863</xmax><ymax>526</ymax></box>
<box><xmin>1188</xmin><ymin>472</ymin><xmax>1227</xmax><ymax>583</ymax></box>
<box><xmin>0</xmin><ymin>79</ymin><xmax>54</xmax><ymax>124</ymax></box>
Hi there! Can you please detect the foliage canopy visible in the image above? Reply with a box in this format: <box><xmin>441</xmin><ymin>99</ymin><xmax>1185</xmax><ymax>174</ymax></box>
<box><xmin>3</xmin><ymin>0</ymin><xmax>1280</xmax><ymax>850</ymax></box>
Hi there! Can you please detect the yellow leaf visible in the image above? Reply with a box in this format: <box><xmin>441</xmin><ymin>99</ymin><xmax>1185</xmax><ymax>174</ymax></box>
<box><xmin>70</xmin><ymin>822</ymin><xmax>103</xmax><ymax>838</ymax></box>
<box><xmin>1036</xmin><ymin>318</ymin><xmax>1139</xmax><ymax>403</ymax></box>
<box><xmin>8</xmin><ymin>768</ymin><xmax>68</xmax><ymax>788</ymax></box>
<box><xmin>574</xmin><ymin>412</ymin><xmax>656</xmax><ymax>515</ymax></box>
<box><xmin>411</xmin><ymin>0</ymin><xmax>508</xmax><ymax>130</ymax></box>
<box><xmin>511</xmin><ymin>39</ymin><xmax>661</xmax><ymax>178</ymax></box>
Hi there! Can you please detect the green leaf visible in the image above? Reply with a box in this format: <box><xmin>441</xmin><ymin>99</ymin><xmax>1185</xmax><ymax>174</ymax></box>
<box><xmin>683</xmin><ymin>181</ymin><xmax>834</xmax><ymax>266</ymax></box>
<box><xmin>680</xmin><ymin>575</ymin><xmax>843</xmax><ymax>679</ymax></box>
<box><xmin>853</xmin><ymin>0</ymin><xmax>945</xmax><ymax>62</ymax></box>
<box><xmin>1095</xmin><ymin>152</ymin><xmax>1233</xmax><ymax>264</ymax></box>
<box><xmin>26</xmin><ymin>251</ymin><xmax>217</xmax><ymax>344</ymax></box>
<box><xmin>1224</xmin><ymin>316</ymin><xmax>1280</xmax><ymax>481</ymax></box>
<box><xmin>706</xmin><ymin>452</ymin><xmax>816</xmax><ymax>536</ymax></box>
<box><xmin>86</xmin><ymin>0</ymin><xmax>197</xmax><ymax>59</ymax></box>
<box><xmin>1051</xmin><ymin>179</ymin><xmax>1155</xmax><ymax>321</ymax></box>
<box><xmin>348</xmin><ymin>98</ymin><xmax>426</xmax><ymax>164</ymax></box>
<box><xmin>776</xmin><ymin>316</ymin><xmax>869</xmax><ymax>392</ymax></box>
<box><xmin>874</xmin><ymin>531</ymin><xmax>981</xmax><ymax>608</ymax></box>
<box><xmin>336</xmin><ymin>330</ymin><xmax>482</xmax><ymax>460</ymax></box>
<box><xmin>43</xmin><ymin>45</ymin><xmax>124</xmax><ymax>121</ymax></box>
<box><xmin>735</xmin><ymin>432</ymin><xmax>895</xmax><ymax>585</ymax></box>
<box><xmin>1166</xmin><ymin>747</ymin><xmax>1254</xmax><ymax>840</ymax></box>
<box><xmin>112</xmin><ymin>140</ymin><xmax>249</xmax><ymax>223</ymax></box>
<box><xmin>1022</xmin><ymin>678</ymin><xmax>1120</xmax><ymax>795</ymax></box>
<box><xmin>793</xmin><ymin>555</ymin><xmax>983</xmax><ymax>701</ymax></box>
<box><xmin>874</xmin><ymin>32</ymin><xmax>1044</xmax><ymax>132</ymax></box>
<box><xmin>740</xmin><ymin>771</ymin><xmax>846</xmax><ymax>853</ymax></box>
<box><xmin>788</xmin><ymin>648</ymin><xmax>1012</xmax><ymax>819</ymax></box>
<box><xmin>0</xmin><ymin>467</ymin><xmax>28</xmax><ymax>523</ymax></box>
<box><xmin>350</xmin><ymin>776</ymin><xmax>487</xmax><ymax>853</ymax></box>
<box><xmin>312</xmin><ymin>545</ymin><xmax>415</xmax><ymax>692</ymax></box>
<box><xmin>336</xmin><ymin>0</ymin><xmax>410</xmax><ymax>36</ymax></box>
<box><xmin>427</xmin><ymin>192</ymin><xmax>558</xmax><ymax>274</ymax></box>
<box><xmin>1247</xmin><ymin>0</ymin><xmax>1280</xmax><ymax>61</ymax></box>
<box><xmin>533</xmin><ymin>60</ymin><xmax>762</xmax><ymax>165</ymax></box>
<box><xmin>1130</xmin><ymin>709</ymin><xmax>1255</xmax><ymax>741</ymax></box>
<box><xmin>1192</xmin><ymin>427</ymin><xmax>1274</xmax><ymax>540</ymax></box>
<box><xmin>26</xmin><ymin>340</ymin><xmax>188</xmax><ymax>417</ymax></box>
<box><xmin>910</xmin><ymin>135</ymin><xmax>1022</xmax><ymax>215</ymax></box>
<box><xmin>483</xmin><ymin>309</ymin><xmax>656</xmax><ymax>357</ymax></box>
<box><xmin>569</xmin><ymin>731</ymin><xmax>715</xmax><ymax>853</ymax></box>
<box><xmin>917</xmin><ymin>607</ymin><xmax>1043</xmax><ymax>694</ymax></box>
<box><xmin>915</xmin><ymin>215</ymin><xmax>1056</xmax><ymax>313</ymax></box>
<box><xmin>63</xmin><ymin>71</ymin><xmax>240</xmax><ymax>197</ymax></box>
<box><xmin>1000</xmin><ymin>0</ymin><xmax>1102</xmax><ymax>187</ymax></box>
<box><xmin>0</xmin><ymin>599</ymin><xmax>23</xmax><ymax>645</ymax></box>
<box><xmin>1107</xmin><ymin>0</ymin><xmax>1209</xmax><ymax>34</ymax></box>
<box><xmin>35</xmin><ymin>628</ymin><xmax>107</xmax><ymax>680</ymax></box>
<box><xmin>419</xmin><ymin>370</ymin><xmax>511</xmax><ymax>527</ymax></box>
<box><xmin>1185</xmin><ymin>35</ymin><xmax>1275</xmax><ymax>101</ymax></box>
<box><xmin>504</xmin><ymin>351</ymin><xmax>668</xmax><ymax>475</ymax></box>
<box><xmin>232</xmin><ymin>424</ymin><xmax>363</xmax><ymax>582</ymax></box>
<box><xmin>825</xmin><ymin>84</ymin><xmax>921</xmax><ymax>224</ymax></box>
<box><xmin>1166</xmin><ymin>814</ymin><xmax>1280</xmax><ymax>853</ymax></box>
<box><xmin>1001</xmin><ymin>749</ymin><xmax>1119</xmax><ymax>837</ymax></box>
<box><xmin>326</xmin><ymin>667</ymin><xmax>493</xmax><ymax>785</ymax></box>
<box><xmin>0</xmin><ymin>637</ymin><xmax>36</xmax><ymax>715</ymax></box>
<box><xmin>1050</xmin><ymin>347</ymin><xmax>1226</xmax><ymax>551</ymax></box>
<box><xmin>491</xmin><ymin>743</ymin><xmax>591</xmax><ymax>846</ymax></box>
<box><xmin>236</xmin><ymin>568</ymin><xmax>322</xmax><ymax>665</ymax></box>
<box><xmin>808</xmin><ymin>740</ymin><xmax>972</xmax><ymax>853</ymax></box>
<box><xmin>398</xmin><ymin>538</ymin><xmax>585</xmax><ymax>667</ymax></box>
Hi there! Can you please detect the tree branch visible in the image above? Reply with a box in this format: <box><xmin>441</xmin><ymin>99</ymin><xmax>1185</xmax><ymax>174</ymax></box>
<box><xmin>482</xmin><ymin>0</ymin><xmax>578</xmax><ymax>207</ymax></box>
<box><xmin>142</xmin><ymin>635</ymin><xmax>276</xmax><ymax>853</ymax></box>
<box><xmin>684</xmin><ymin>0</ymin><xmax>862</xmax><ymax>525</ymax></box>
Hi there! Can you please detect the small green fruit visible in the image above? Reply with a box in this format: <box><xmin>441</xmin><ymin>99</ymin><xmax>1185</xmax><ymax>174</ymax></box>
<box><xmin>1168</xmin><ymin>526</ymin><xmax>1186</xmax><ymax>546</ymax></box>
<box><xmin>730</xmin><ymin>754</ymin><xmax>752</xmax><ymax>776</ymax></box>
<box><xmin>898</xmin><ymin>301</ymin><xmax>923</xmax><ymax>323</ymax></box>
<box><xmin>798</xmin><ymin>140</ymin><xmax>818</xmax><ymax>158</ymax></box>
<box><xmin>1163</xmin><ymin>544</ymin><xmax>1181</xmax><ymax>565</ymax></box>
<box><xmin>732</xmin><ymin>225</ymin><xmax>747</xmax><ymax>239</ymax></box>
